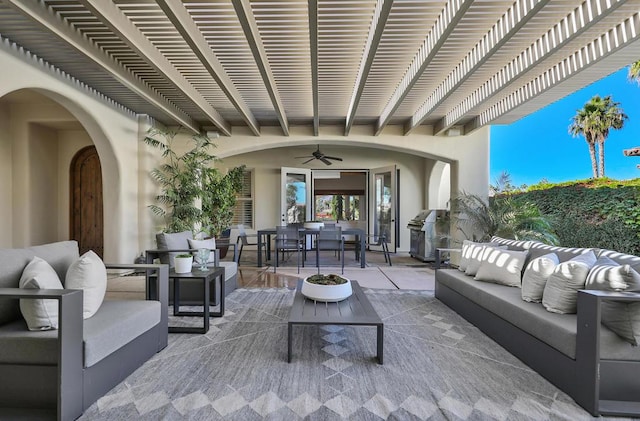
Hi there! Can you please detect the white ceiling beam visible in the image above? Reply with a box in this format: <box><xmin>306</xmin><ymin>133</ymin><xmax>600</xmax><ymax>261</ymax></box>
<box><xmin>464</xmin><ymin>13</ymin><xmax>640</xmax><ymax>134</ymax></box>
<box><xmin>231</xmin><ymin>0</ymin><xmax>288</xmax><ymax>136</ymax></box>
<box><xmin>374</xmin><ymin>0</ymin><xmax>474</xmax><ymax>136</ymax></box>
<box><xmin>309</xmin><ymin>0</ymin><xmax>319</xmax><ymax>136</ymax></box>
<box><xmin>78</xmin><ymin>0</ymin><xmax>232</xmax><ymax>136</ymax></box>
<box><xmin>3</xmin><ymin>0</ymin><xmax>200</xmax><ymax>133</ymax></box>
<box><xmin>344</xmin><ymin>0</ymin><xmax>394</xmax><ymax>136</ymax></box>
<box><xmin>434</xmin><ymin>0</ymin><xmax>625</xmax><ymax>135</ymax></box>
<box><xmin>157</xmin><ymin>0</ymin><xmax>261</xmax><ymax>136</ymax></box>
<box><xmin>405</xmin><ymin>0</ymin><xmax>549</xmax><ymax>135</ymax></box>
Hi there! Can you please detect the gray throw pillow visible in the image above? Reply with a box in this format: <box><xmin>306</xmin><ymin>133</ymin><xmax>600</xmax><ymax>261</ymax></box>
<box><xmin>474</xmin><ymin>248</ymin><xmax>528</xmax><ymax>287</ymax></box>
<box><xmin>542</xmin><ymin>250</ymin><xmax>597</xmax><ymax>314</ymax></box>
<box><xmin>585</xmin><ymin>258</ymin><xmax>640</xmax><ymax>345</ymax></box>
<box><xmin>522</xmin><ymin>253</ymin><xmax>559</xmax><ymax>303</ymax></box>
<box><xmin>156</xmin><ymin>231</ymin><xmax>193</xmax><ymax>265</ymax></box>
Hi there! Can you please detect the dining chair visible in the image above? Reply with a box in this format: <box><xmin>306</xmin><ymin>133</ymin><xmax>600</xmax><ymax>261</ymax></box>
<box><xmin>356</xmin><ymin>233</ymin><xmax>392</xmax><ymax>266</ymax></box>
<box><xmin>315</xmin><ymin>226</ymin><xmax>344</xmax><ymax>274</ymax></box>
<box><xmin>236</xmin><ymin>224</ymin><xmax>266</xmax><ymax>265</ymax></box>
<box><xmin>275</xmin><ymin>225</ymin><xmax>303</xmax><ymax>273</ymax></box>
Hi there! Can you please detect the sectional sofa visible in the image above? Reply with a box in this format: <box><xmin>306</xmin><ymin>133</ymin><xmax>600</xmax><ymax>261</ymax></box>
<box><xmin>435</xmin><ymin>237</ymin><xmax>640</xmax><ymax>417</ymax></box>
<box><xmin>0</xmin><ymin>241</ymin><xmax>168</xmax><ymax>420</ymax></box>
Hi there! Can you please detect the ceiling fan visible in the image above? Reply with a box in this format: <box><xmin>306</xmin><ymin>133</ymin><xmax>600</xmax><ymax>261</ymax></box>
<box><xmin>296</xmin><ymin>145</ymin><xmax>343</xmax><ymax>166</ymax></box>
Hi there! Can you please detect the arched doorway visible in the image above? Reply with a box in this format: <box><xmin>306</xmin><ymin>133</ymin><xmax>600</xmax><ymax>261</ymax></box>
<box><xmin>70</xmin><ymin>146</ymin><xmax>104</xmax><ymax>258</ymax></box>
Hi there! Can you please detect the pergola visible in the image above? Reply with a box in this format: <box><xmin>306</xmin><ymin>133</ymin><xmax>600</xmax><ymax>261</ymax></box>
<box><xmin>0</xmin><ymin>0</ymin><xmax>639</xmax><ymax>137</ymax></box>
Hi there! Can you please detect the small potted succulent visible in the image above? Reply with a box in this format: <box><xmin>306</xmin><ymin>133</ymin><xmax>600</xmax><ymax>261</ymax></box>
<box><xmin>174</xmin><ymin>253</ymin><xmax>194</xmax><ymax>273</ymax></box>
<box><xmin>301</xmin><ymin>273</ymin><xmax>352</xmax><ymax>302</ymax></box>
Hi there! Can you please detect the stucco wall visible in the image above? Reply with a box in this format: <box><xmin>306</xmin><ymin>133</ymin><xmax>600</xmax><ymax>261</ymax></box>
<box><xmin>0</xmin><ymin>103</ymin><xmax>10</xmax><ymax>247</ymax></box>
<box><xmin>0</xmin><ymin>43</ymin><xmax>141</xmax><ymax>262</ymax></box>
<box><xmin>212</xmin><ymin>126</ymin><xmax>489</xmax><ymax>252</ymax></box>
<box><xmin>0</xmin><ymin>38</ymin><xmax>489</xmax><ymax>260</ymax></box>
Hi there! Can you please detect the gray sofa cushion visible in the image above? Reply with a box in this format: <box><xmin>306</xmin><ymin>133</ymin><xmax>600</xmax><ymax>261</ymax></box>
<box><xmin>156</xmin><ymin>231</ymin><xmax>192</xmax><ymax>265</ymax></box>
<box><xmin>0</xmin><ymin>319</ymin><xmax>58</xmax><ymax>365</ymax></box>
<box><xmin>0</xmin><ymin>249</ymin><xmax>34</xmax><ymax>325</ymax></box>
<box><xmin>437</xmin><ymin>269</ymin><xmax>640</xmax><ymax>360</ymax></box>
<box><xmin>527</xmin><ymin>242</ymin><xmax>595</xmax><ymax>263</ymax></box>
<box><xmin>28</xmin><ymin>241</ymin><xmax>79</xmax><ymax>281</ymax></box>
<box><xmin>0</xmin><ymin>300</ymin><xmax>161</xmax><ymax>367</ymax></box>
<box><xmin>83</xmin><ymin>300</ymin><xmax>161</xmax><ymax>367</ymax></box>
<box><xmin>489</xmin><ymin>236</ymin><xmax>532</xmax><ymax>251</ymax></box>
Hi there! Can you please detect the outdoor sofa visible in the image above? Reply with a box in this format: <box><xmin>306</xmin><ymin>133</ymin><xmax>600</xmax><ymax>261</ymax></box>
<box><xmin>435</xmin><ymin>236</ymin><xmax>640</xmax><ymax>417</ymax></box>
<box><xmin>0</xmin><ymin>240</ymin><xmax>168</xmax><ymax>420</ymax></box>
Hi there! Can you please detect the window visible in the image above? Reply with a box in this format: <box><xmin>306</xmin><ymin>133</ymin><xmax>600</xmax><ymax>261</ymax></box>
<box><xmin>314</xmin><ymin>194</ymin><xmax>363</xmax><ymax>221</ymax></box>
<box><xmin>232</xmin><ymin>169</ymin><xmax>254</xmax><ymax>228</ymax></box>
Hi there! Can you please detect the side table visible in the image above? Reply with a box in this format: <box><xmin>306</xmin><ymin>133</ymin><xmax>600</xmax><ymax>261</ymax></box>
<box><xmin>169</xmin><ymin>266</ymin><xmax>225</xmax><ymax>334</ymax></box>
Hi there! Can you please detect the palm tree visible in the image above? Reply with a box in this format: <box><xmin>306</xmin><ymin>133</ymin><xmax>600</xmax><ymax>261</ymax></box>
<box><xmin>450</xmin><ymin>192</ymin><xmax>559</xmax><ymax>245</ymax></box>
<box><xmin>629</xmin><ymin>60</ymin><xmax>640</xmax><ymax>83</ymax></box>
<box><xmin>569</xmin><ymin>95</ymin><xmax>627</xmax><ymax>178</ymax></box>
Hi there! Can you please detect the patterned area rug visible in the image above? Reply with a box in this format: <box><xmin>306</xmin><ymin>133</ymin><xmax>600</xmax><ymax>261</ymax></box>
<box><xmin>80</xmin><ymin>288</ymin><xmax>606</xmax><ymax>420</ymax></box>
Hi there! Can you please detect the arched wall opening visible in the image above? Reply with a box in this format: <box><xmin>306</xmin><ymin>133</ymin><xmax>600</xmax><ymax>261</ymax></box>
<box><xmin>215</xmin><ymin>143</ymin><xmax>453</xmax><ymax>252</ymax></box>
<box><xmin>0</xmin><ymin>88</ymin><xmax>122</xmax><ymax>260</ymax></box>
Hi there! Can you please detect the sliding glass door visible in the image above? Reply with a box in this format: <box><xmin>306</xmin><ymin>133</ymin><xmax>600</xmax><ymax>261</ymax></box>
<box><xmin>280</xmin><ymin>167</ymin><xmax>312</xmax><ymax>225</ymax></box>
<box><xmin>369</xmin><ymin>165</ymin><xmax>396</xmax><ymax>252</ymax></box>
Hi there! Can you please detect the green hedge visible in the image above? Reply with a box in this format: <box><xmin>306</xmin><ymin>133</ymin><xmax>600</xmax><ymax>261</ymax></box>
<box><xmin>508</xmin><ymin>178</ymin><xmax>640</xmax><ymax>255</ymax></box>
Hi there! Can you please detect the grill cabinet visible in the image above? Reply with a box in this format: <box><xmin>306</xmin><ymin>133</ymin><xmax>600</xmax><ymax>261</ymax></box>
<box><xmin>408</xmin><ymin>210</ymin><xmax>449</xmax><ymax>261</ymax></box>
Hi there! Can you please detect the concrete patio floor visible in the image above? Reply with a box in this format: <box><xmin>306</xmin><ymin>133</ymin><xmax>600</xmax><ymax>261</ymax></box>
<box><xmin>106</xmin><ymin>251</ymin><xmax>435</xmax><ymax>299</ymax></box>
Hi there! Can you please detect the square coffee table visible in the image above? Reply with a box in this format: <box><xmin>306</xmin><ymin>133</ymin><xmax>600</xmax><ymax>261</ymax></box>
<box><xmin>288</xmin><ymin>280</ymin><xmax>383</xmax><ymax>364</ymax></box>
<box><xmin>169</xmin><ymin>266</ymin><xmax>225</xmax><ymax>334</ymax></box>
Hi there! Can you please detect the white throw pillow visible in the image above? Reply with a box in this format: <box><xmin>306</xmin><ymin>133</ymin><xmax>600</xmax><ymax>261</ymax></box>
<box><xmin>459</xmin><ymin>240</ymin><xmax>481</xmax><ymax>272</ymax></box>
<box><xmin>465</xmin><ymin>245</ymin><xmax>508</xmax><ymax>277</ymax></box>
<box><xmin>585</xmin><ymin>257</ymin><xmax>640</xmax><ymax>291</ymax></box>
<box><xmin>187</xmin><ymin>238</ymin><xmax>216</xmax><ymax>263</ymax></box>
<box><xmin>65</xmin><ymin>250</ymin><xmax>107</xmax><ymax>319</ymax></box>
<box><xmin>542</xmin><ymin>251</ymin><xmax>597</xmax><ymax>314</ymax></box>
<box><xmin>475</xmin><ymin>248</ymin><xmax>529</xmax><ymax>287</ymax></box>
<box><xmin>521</xmin><ymin>253</ymin><xmax>559</xmax><ymax>302</ymax></box>
<box><xmin>19</xmin><ymin>257</ymin><xmax>64</xmax><ymax>330</ymax></box>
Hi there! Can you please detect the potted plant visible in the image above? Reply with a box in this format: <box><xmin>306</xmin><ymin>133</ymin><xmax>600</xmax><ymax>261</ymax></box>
<box><xmin>143</xmin><ymin>127</ymin><xmax>245</xmax><ymax>257</ymax></box>
<box><xmin>301</xmin><ymin>273</ymin><xmax>352</xmax><ymax>302</ymax></box>
<box><xmin>174</xmin><ymin>253</ymin><xmax>193</xmax><ymax>273</ymax></box>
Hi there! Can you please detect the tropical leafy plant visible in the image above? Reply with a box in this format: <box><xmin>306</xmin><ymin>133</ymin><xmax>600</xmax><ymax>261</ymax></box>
<box><xmin>568</xmin><ymin>95</ymin><xmax>627</xmax><ymax>178</ymax></box>
<box><xmin>202</xmin><ymin>165</ymin><xmax>246</xmax><ymax>237</ymax></box>
<box><xmin>451</xmin><ymin>192</ymin><xmax>559</xmax><ymax>245</ymax></box>
<box><xmin>629</xmin><ymin>60</ymin><xmax>640</xmax><ymax>83</ymax></box>
<box><xmin>143</xmin><ymin>127</ymin><xmax>245</xmax><ymax>236</ymax></box>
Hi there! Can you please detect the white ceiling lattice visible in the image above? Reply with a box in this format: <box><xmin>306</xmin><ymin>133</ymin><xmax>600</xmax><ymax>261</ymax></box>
<box><xmin>0</xmin><ymin>0</ymin><xmax>638</xmax><ymax>137</ymax></box>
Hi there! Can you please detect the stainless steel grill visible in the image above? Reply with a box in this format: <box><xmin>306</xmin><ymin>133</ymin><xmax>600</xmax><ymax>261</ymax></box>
<box><xmin>408</xmin><ymin>210</ymin><xmax>449</xmax><ymax>262</ymax></box>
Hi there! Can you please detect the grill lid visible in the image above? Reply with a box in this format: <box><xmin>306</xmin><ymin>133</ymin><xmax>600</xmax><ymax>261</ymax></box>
<box><xmin>407</xmin><ymin>210</ymin><xmax>431</xmax><ymax>228</ymax></box>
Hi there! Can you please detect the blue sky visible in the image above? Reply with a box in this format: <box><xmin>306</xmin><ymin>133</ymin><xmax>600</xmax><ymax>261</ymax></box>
<box><xmin>490</xmin><ymin>67</ymin><xmax>640</xmax><ymax>187</ymax></box>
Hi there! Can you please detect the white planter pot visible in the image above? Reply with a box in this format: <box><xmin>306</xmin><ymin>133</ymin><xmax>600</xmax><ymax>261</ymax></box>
<box><xmin>303</xmin><ymin>222</ymin><xmax>324</xmax><ymax>230</ymax></box>
<box><xmin>174</xmin><ymin>256</ymin><xmax>193</xmax><ymax>273</ymax></box>
<box><xmin>301</xmin><ymin>276</ymin><xmax>352</xmax><ymax>302</ymax></box>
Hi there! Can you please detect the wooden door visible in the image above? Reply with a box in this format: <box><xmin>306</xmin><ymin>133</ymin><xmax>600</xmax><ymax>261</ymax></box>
<box><xmin>70</xmin><ymin>146</ymin><xmax>104</xmax><ymax>258</ymax></box>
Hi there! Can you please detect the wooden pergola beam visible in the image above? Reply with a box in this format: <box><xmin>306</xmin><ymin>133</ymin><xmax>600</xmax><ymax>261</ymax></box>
<box><xmin>623</xmin><ymin>147</ymin><xmax>640</xmax><ymax>156</ymax></box>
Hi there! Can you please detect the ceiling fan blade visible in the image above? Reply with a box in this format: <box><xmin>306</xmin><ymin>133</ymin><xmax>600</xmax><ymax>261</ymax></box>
<box><xmin>302</xmin><ymin>158</ymin><xmax>315</xmax><ymax>164</ymax></box>
<box><xmin>323</xmin><ymin>156</ymin><xmax>343</xmax><ymax>161</ymax></box>
<box><xmin>295</xmin><ymin>155</ymin><xmax>314</xmax><ymax>158</ymax></box>
<box><xmin>320</xmin><ymin>157</ymin><xmax>333</xmax><ymax>165</ymax></box>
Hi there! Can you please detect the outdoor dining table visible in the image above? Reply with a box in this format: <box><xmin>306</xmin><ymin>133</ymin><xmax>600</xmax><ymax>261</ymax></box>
<box><xmin>256</xmin><ymin>227</ymin><xmax>366</xmax><ymax>268</ymax></box>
